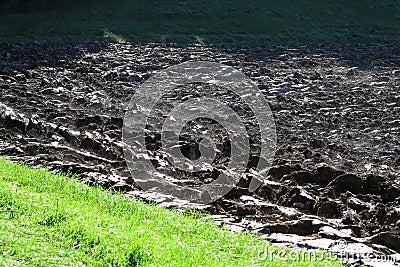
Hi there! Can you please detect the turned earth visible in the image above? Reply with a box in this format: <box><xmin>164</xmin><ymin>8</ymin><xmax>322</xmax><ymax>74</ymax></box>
<box><xmin>0</xmin><ymin>43</ymin><xmax>399</xmax><ymax>265</ymax></box>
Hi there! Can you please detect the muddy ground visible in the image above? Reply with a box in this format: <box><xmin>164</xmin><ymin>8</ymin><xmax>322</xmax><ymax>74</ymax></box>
<box><xmin>0</xmin><ymin>43</ymin><xmax>399</xmax><ymax>266</ymax></box>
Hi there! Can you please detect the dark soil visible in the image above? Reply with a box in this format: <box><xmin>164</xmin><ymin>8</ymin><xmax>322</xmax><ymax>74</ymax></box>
<box><xmin>0</xmin><ymin>42</ymin><xmax>399</xmax><ymax>265</ymax></box>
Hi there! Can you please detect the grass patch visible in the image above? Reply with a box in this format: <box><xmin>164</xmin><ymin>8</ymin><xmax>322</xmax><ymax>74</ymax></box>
<box><xmin>0</xmin><ymin>0</ymin><xmax>399</xmax><ymax>44</ymax></box>
<box><xmin>0</xmin><ymin>157</ymin><xmax>343</xmax><ymax>266</ymax></box>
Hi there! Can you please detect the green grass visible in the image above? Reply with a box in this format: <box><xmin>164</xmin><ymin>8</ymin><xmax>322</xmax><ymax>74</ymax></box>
<box><xmin>0</xmin><ymin>157</ymin><xmax>343</xmax><ymax>266</ymax></box>
<box><xmin>0</xmin><ymin>0</ymin><xmax>399</xmax><ymax>44</ymax></box>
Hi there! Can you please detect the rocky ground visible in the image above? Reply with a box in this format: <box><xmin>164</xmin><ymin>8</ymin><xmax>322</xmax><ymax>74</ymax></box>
<box><xmin>0</xmin><ymin>42</ymin><xmax>399</xmax><ymax>266</ymax></box>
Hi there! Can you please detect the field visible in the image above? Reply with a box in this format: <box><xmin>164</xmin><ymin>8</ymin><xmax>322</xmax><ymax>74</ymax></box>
<box><xmin>0</xmin><ymin>1</ymin><xmax>399</xmax><ymax>266</ymax></box>
<box><xmin>0</xmin><ymin>0</ymin><xmax>399</xmax><ymax>44</ymax></box>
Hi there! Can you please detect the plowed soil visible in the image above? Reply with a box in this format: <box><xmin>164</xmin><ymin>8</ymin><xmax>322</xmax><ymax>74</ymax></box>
<box><xmin>1</xmin><ymin>43</ymin><xmax>399</xmax><ymax>265</ymax></box>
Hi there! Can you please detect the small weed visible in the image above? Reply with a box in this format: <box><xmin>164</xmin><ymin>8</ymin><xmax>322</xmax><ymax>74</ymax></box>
<box><xmin>103</xmin><ymin>28</ymin><xmax>125</xmax><ymax>43</ymax></box>
<box><xmin>194</xmin><ymin>35</ymin><xmax>206</xmax><ymax>45</ymax></box>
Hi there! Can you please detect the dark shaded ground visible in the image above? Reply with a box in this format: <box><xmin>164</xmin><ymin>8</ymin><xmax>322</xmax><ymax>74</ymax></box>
<box><xmin>0</xmin><ymin>43</ymin><xmax>399</xmax><ymax>265</ymax></box>
<box><xmin>1</xmin><ymin>0</ymin><xmax>400</xmax><ymax>44</ymax></box>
